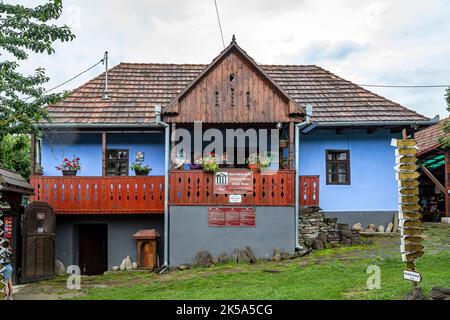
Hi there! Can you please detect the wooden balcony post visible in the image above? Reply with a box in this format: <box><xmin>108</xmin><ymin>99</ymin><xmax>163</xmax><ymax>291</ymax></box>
<box><xmin>102</xmin><ymin>132</ymin><xmax>107</xmax><ymax>176</ymax></box>
<box><xmin>288</xmin><ymin>122</ymin><xmax>294</xmax><ymax>169</ymax></box>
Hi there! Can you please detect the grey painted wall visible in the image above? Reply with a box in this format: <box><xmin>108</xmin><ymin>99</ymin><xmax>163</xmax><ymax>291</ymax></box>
<box><xmin>325</xmin><ymin>211</ymin><xmax>396</xmax><ymax>227</ymax></box>
<box><xmin>56</xmin><ymin>214</ymin><xmax>164</xmax><ymax>270</ymax></box>
<box><xmin>169</xmin><ymin>206</ymin><xmax>295</xmax><ymax>266</ymax></box>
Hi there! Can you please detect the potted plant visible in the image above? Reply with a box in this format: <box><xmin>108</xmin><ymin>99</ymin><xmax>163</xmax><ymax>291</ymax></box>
<box><xmin>246</xmin><ymin>153</ymin><xmax>260</xmax><ymax>170</ymax></box>
<box><xmin>56</xmin><ymin>156</ymin><xmax>80</xmax><ymax>176</ymax></box>
<box><xmin>198</xmin><ymin>153</ymin><xmax>219</xmax><ymax>173</ymax></box>
<box><xmin>131</xmin><ymin>163</ymin><xmax>152</xmax><ymax>176</ymax></box>
<box><xmin>258</xmin><ymin>154</ymin><xmax>271</xmax><ymax>169</ymax></box>
<box><xmin>35</xmin><ymin>164</ymin><xmax>44</xmax><ymax>176</ymax></box>
<box><xmin>246</xmin><ymin>153</ymin><xmax>272</xmax><ymax>170</ymax></box>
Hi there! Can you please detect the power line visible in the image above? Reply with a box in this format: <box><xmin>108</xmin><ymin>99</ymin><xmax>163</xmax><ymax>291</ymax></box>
<box><xmin>358</xmin><ymin>84</ymin><xmax>450</xmax><ymax>88</ymax></box>
<box><xmin>25</xmin><ymin>58</ymin><xmax>104</xmax><ymax>101</ymax></box>
<box><xmin>214</xmin><ymin>0</ymin><xmax>225</xmax><ymax>49</ymax></box>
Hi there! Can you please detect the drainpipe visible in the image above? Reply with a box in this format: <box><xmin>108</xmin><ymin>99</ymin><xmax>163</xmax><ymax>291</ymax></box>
<box><xmin>155</xmin><ymin>105</ymin><xmax>170</xmax><ymax>272</ymax></box>
<box><xmin>294</xmin><ymin>115</ymin><xmax>313</xmax><ymax>250</ymax></box>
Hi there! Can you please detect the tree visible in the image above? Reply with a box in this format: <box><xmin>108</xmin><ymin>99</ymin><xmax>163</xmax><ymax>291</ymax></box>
<box><xmin>0</xmin><ymin>134</ymin><xmax>31</xmax><ymax>179</ymax></box>
<box><xmin>0</xmin><ymin>0</ymin><xmax>75</xmax><ymax>138</ymax></box>
<box><xmin>439</xmin><ymin>88</ymin><xmax>450</xmax><ymax>148</ymax></box>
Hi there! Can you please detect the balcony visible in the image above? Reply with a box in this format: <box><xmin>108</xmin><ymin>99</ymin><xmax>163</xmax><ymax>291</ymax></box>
<box><xmin>169</xmin><ymin>170</ymin><xmax>296</xmax><ymax>206</ymax></box>
<box><xmin>30</xmin><ymin>176</ymin><xmax>164</xmax><ymax>214</ymax></box>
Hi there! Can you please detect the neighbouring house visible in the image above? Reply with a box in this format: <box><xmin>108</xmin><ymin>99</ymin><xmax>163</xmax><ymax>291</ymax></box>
<box><xmin>415</xmin><ymin>118</ymin><xmax>449</xmax><ymax>221</ymax></box>
<box><xmin>29</xmin><ymin>38</ymin><xmax>437</xmax><ymax>272</ymax></box>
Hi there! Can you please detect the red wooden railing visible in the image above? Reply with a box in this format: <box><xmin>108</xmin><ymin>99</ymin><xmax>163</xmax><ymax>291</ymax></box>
<box><xmin>299</xmin><ymin>175</ymin><xmax>319</xmax><ymax>207</ymax></box>
<box><xmin>29</xmin><ymin>176</ymin><xmax>164</xmax><ymax>214</ymax></box>
<box><xmin>169</xmin><ymin>170</ymin><xmax>295</xmax><ymax>206</ymax></box>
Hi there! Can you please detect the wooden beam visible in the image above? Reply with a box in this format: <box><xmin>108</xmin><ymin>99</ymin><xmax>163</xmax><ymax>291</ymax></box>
<box><xmin>288</xmin><ymin>122</ymin><xmax>294</xmax><ymax>170</ymax></box>
<box><xmin>30</xmin><ymin>133</ymin><xmax>36</xmax><ymax>175</ymax></box>
<box><xmin>171</xmin><ymin>123</ymin><xmax>177</xmax><ymax>169</ymax></box>
<box><xmin>420</xmin><ymin>164</ymin><xmax>446</xmax><ymax>194</ymax></box>
<box><xmin>102</xmin><ymin>132</ymin><xmax>107</xmax><ymax>176</ymax></box>
<box><xmin>445</xmin><ymin>150</ymin><xmax>450</xmax><ymax>217</ymax></box>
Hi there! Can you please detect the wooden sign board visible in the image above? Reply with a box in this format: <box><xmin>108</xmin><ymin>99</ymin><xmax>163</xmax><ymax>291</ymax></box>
<box><xmin>208</xmin><ymin>207</ymin><xmax>256</xmax><ymax>227</ymax></box>
<box><xmin>4</xmin><ymin>216</ymin><xmax>12</xmax><ymax>239</ymax></box>
<box><xmin>214</xmin><ymin>171</ymin><xmax>253</xmax><ymax>195</ymax></box>
<box><xmin>403</xmin><ymin>270</ymin><xmax>422</xmax><ymax>282</ymax></box>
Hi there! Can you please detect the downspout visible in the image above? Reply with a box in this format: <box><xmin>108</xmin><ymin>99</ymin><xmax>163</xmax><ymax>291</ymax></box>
<box><xmin>294</xmin><ymin>115</ymin><xmax>312</xmax><ymax>250</ymax></box>
<box><xmin>155</xmin><ymin>105</ymin><xmax>170</xmax><ymax>273</ymax></box>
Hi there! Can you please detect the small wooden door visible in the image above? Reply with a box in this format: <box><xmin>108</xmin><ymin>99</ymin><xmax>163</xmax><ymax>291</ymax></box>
<box><xmin>78</xmin><ymin>224</ymin><xmax>107</xmax><ymax>275</ymax></box>
<box><xmin>142</xmin><ymin>241</ymin><xmax>156</xmax><ymax>269</ymax></box>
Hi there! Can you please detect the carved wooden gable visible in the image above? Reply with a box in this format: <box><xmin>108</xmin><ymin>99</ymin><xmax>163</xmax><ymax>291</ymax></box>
<box><xmin>163</xmin><ymin>44</ymin><xmax>303</xmax><ymax>123</ymax></box>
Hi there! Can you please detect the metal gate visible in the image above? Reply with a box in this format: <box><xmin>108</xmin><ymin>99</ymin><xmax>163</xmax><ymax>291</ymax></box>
<box><xmin>21</xmin><ymin>202</ymin><xmax>55</xmax><ymax>283</ymax></box>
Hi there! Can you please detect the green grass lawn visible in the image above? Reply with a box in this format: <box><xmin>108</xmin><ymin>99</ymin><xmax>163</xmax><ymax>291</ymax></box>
<box><xmin>16</xmin><ymin>223</ymin><xmax>450</xmax><ymax>300</ymax></box>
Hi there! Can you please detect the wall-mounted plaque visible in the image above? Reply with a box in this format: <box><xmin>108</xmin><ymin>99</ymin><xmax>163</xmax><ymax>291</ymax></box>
<box><xmin>208</xmin><ymin>207</ymin><xmax>256</xmax><ymax>227</ymax></box>
<box><xmin>135</xmin><ymin>151</ymin><xmax>145</xmax><ymax>162</ymax></box>
<box><xmin>214</xmin><ymin>170</ymin><xmax>253</xmax><ymax>195</ymax></box>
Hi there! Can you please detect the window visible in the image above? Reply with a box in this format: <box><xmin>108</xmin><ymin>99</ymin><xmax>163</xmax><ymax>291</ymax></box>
<box><xmin>106</xmin><ymin>149</ymin><xmax>129</xmax><ymax>176</ymax></box>
<box><xmin>326</xmin><ymin>150</ymin><xmax>350</xmax><ymax>185</ymax></box>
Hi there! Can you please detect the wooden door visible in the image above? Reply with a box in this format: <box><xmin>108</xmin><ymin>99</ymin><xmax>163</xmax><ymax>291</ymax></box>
<box><xmin>142</xmin><ymin>241</ymin><xmax>155</xmax><ymax>269</ymax></box>
<box><xmin>78</xmin><ymin>224</ymin><xmax>107</xmax><ymax>275</ymax></box>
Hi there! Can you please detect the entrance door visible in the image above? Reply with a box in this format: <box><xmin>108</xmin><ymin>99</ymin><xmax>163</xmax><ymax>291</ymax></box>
<box><xmin>21</xmin><ymin>202</ymin><xmax>55</xmax><ymax>283</ymax></box>
<box><xmin>78</xmin><ymin>224</ymin><xmax>107</xmax><ymax>275</ymax></box>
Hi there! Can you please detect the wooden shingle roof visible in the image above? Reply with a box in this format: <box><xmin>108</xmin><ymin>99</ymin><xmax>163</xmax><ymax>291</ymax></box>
<box><xmin>0</xmin><ymin>167</ymin><xmax>34</xmax><ymax>195</ymax></box>
<box><xmin>416</xmin><ymin>118</ymin><xmax>448</xmax><ymax>156</ymax></box>
<box><xmin>45</xmin><ymin>62</ymin><xmax>429</xmax><ymax>126</ymax></box>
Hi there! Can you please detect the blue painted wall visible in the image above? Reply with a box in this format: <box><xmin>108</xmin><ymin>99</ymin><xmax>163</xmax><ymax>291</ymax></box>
<box><xmin>41</xmin><ymin>132</ymin><xmax>165</xmax><ymax>176</ymax></box>
<box><xmin>298</xmin><ymin>128</ymin><xmax>400</xmax><ymax>212</ymax></box>
<box><xmin>42</xmin><ymin>133</ymin><xmax>102</xmax><ymax>176</ymax></box>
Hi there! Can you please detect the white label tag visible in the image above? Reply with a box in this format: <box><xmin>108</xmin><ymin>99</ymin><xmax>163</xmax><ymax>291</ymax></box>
<box><xmin>229</xmin><ymin>194</ymin><xmax>242</xmax><ymax>203</ymax></box>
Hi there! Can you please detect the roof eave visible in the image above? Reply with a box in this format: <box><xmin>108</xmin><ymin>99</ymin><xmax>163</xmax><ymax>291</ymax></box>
<box><xmin>314</xmin><ymin>116</ymin><xmax>439</xmax><ymax>128</ymax></box>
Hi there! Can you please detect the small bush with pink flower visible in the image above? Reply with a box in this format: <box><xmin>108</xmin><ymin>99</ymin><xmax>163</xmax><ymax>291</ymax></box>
<box><xmin>56</xmin><ymin>156</ymin><xmax>81</xmax><ymax>171</ymax></box>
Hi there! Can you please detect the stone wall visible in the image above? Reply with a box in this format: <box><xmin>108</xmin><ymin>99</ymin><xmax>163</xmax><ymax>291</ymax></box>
<box><xmin>299</xmin><ymin>206</ymin><xmax>366</xmax><ymax>250</ymax></box>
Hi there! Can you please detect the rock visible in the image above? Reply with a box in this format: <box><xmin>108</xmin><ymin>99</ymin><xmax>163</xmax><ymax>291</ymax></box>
<box><xmin>272</xmin><ymin>248</ymin><xmax>282</xmax><ymax>261</ymax></box>
<box><xmin>55</xmin><ymin>260</ymin><xmax>66</xmax><ymax>275</ymax></box>
<box><xmin>342</xmin><ymin>238</ymin><xmax>352</xmax><ymax>246</ymax></box>
<box><xmin>385</xmin><ymin>222</ymin><xmax>393</xmax><ymax>233</ymax></box>
<box><xmin>112</xmin><ymin>266</ymin><xmax>120</xmax><ymax>271</ymax></box>
<box><xmin>211</xmin><ymin>255</ymin><xmax>219</xmax><ymax>265</ymax></box>
<box><xmin>195</xmin><ymin>251</ymin><xmax>213</xmax><ymax>267</ymax></box>
<box><xmin>317</xmin><ymin>232</ymin><xmax>327</xmax><ymax>243</ymax></box>
<box><xmin>364</xmin><ymin>239</ymin><xmax>373</xmax><ymax>245</ymax></box>
<box><xmin>405</xmin><ymin>286</ymin><xmax>427</xmax><ymax>300</ymax></box>
<box><xmin>351</xmin><ymin>223</ymin><xmax>362</xmax><ymax>231</ymax></box>
<box><xmin>218</xmin><ymin>253</ymin><xmax>230</xmax><ymax>264</ymax></box>
<box><xmin>304</xmin><ymin>238</ymin><xmax>314</xmax><ymax>248</ymax></box>
<box><xmin>124</xmin><ymin>256</ymin><xmax>133</xmax><ymax>270</ymax></box>
<box><xmin>281</xmin><ymin>251</ymin><xmax>291</xmax><ymax>260</ymax></box>
<box><xmin>441</xmin><ymin>217</ymin><xmax>450</xmax><ymax>224</ymax></box>
<box><xmin>178</xmin><ymin>263</ymin><xmax>190</xmax><ymax>271</ymax></box>
<box><xmin>234</xmin><ymin>247</ymin><xmax>257</xmax><ymax>264</ymax></box>
<box><xmin>313</xmin><ymin>239</ymin><xmax>324</xmax><ymax>250</ymax></box>
<box><xmin>368</xmin><ymin>223</ymin><xmax>376</xmax><ymax>230</ymax></box>
<box><xmin>366</xmin><ymin>227</ymin><xmax>375</xmax><ymax>233</ymax></box>
<box><xmin>377</xmin><ymin>225</ymin><xmax>385</xmax><ymax>233</ymax></box>
<box><xmin>132</xmin><ymin>262</ymin><xmax>138</xmax><ymax>270</ymax></box>
<box><xmin>339</xmin><ymin>228</ymin><xmax>353</xmax><ymax>238</ymax></box>
<box><xmin>430</xmin><ymin>287</ymin><xmax>450</xmax><ymax>300</ymax></box>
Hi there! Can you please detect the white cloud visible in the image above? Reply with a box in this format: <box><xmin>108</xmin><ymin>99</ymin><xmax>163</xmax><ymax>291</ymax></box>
<box><xmin>12</xmin><ymin>0</ymin><xmax>450</xmax><ymax>118</ymax></box>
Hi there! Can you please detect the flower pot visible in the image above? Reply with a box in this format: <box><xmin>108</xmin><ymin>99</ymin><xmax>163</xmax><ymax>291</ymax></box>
<box><xmin>189</xmin><ymin>164</ymin><xmax>203</xmax><ymax>170</ymax></box>
<box><xmin>248</xmin><ymin>163</ymin><xmax>259</xmax><ymax>171</ymax></box>
<box><xmin>135</xmin><ymin>171</ymin><xmax>149</xmax><ymax>176</ymax></box>
<box><xmin>62</xmin><ymin>170</ymin><xmax>77</xmax><ymax>176</ymax></box>
<box><xmin>279</xmin><ymin>140</ymin><xmax>289</xmax><ymax>148</ymax></box>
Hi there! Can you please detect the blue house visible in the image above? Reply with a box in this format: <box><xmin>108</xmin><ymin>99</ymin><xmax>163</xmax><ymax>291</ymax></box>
<box><xmin>30</xmin><ymin>39</ymin><xmax>436</xmax><ymax>273</ymax></box>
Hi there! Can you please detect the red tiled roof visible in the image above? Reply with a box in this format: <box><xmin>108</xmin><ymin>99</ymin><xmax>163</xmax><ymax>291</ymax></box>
<box><xmin>415</xmin><ymin>118</ymin><xmax>448</xmax><ymax>155</ymax></box>
<box><xmin>46</xmin><ymin>63</ymin><xmax>429</xmax><ymax>126</ymax></box>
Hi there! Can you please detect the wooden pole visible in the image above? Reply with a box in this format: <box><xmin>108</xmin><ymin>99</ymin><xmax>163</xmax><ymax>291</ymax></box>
<box><xmin>102</xmin><ymin>132</ymin><xmax>107</xmax><ymax>176</ymax></box>
<box><xmin>445</xmin><ymin>150</ymin><xmax>450</xmax><ymax>217</ymax></box>
<box><xmin>30</xmin><ymin>133</ymin><xmax>36</xmax><ymax>175</ymax></box>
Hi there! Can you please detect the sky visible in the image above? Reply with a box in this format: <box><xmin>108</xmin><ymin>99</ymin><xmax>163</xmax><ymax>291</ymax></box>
<box><xmin>15</xmin><ymin>0</ymin><xmax>450</xmax><ymax>119</ymax></box>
